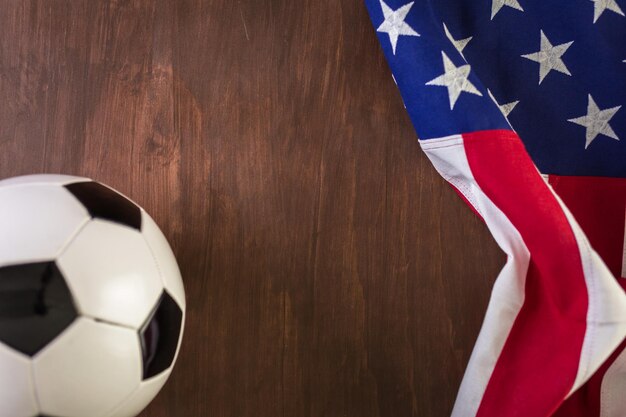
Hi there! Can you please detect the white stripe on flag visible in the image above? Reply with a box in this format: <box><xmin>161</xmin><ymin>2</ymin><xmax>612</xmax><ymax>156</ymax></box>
<box><xmin>419</xmin><ymin>135</ymin><xmax>529</xmax><ymax>417</ymax></box>
<box><xmin>601</xmin><ymin>347</ymin><xmax>626</xmax><ymax>417</ymax></box>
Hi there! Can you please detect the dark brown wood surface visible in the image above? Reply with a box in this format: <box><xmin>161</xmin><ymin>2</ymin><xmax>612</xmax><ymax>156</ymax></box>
<box><xmin>0</xmin><ymin>1</ymin><xmax>505</xmax><ymax>416</ymax></box>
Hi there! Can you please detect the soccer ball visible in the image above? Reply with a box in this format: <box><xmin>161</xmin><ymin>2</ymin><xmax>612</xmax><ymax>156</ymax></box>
<box><xmin>0</xmin><ymin>175</ymin><xmax>186</xmax><ymax>417</ymax></box>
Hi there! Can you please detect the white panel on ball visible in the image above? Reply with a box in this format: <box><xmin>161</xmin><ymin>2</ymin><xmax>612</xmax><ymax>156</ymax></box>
<box><xmin>0</xmin><ymin>344</ymin><xmax>39</xmax><ymax>417</ymax></box>
<box><xmin>33</xmin><ymin>318</ymin><xmax>142</xmax><ymax>417</ymax></box>
<box><xmin>0</xmin><ymin>174</ymin><xmax>89</xmax><ymax>187</ymax></box>
<box><xmin>141</xmin><ymin>212</ymin><xmax>186</xmax><ymax>309</ymax></box>
<box><xmin>105</xmin><ymin>369</ymin><xmax>171</xmax><ymax>417</ymax></box>
<box><xmin>57</xmin><ymin>219</ymin><xmax>164</xmax><ymax>329</ymax></box>
<box><xmin>0</xmin><ymin>185</ymin><xmax>90</xmax><ymax>267</ymax></box>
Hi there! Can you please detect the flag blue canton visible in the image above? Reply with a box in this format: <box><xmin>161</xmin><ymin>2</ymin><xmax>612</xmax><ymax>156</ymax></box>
<box><xmin>365</xmin><ymin>0</ymin><xmax>626</xmax><ymax>178</ymax></box>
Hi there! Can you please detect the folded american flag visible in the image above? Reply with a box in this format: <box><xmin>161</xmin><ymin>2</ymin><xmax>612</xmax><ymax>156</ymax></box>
<box><xmin>363</xmin><ymin>1</ymin><xmax>626</xmax><ymax>415</ymax></box>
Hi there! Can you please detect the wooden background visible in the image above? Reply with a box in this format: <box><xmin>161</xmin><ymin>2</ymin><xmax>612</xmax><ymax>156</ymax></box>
<box><xmin>0</xmin><ymin>1</ymin><xmax>505</xmax><ymax>416</ymax></box>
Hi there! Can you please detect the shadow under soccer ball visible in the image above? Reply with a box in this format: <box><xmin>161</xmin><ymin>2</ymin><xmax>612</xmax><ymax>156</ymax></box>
<box><xmin>0</xmin><ymin>175</ymin><xmax>186</xmax><ymax>417</ymax></box>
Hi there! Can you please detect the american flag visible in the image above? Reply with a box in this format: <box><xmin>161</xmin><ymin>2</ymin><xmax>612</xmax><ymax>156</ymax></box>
<box><xmin>364</xmin><ymin>0</ymin><xmax>626</xmax><ymax>416</ymax></box>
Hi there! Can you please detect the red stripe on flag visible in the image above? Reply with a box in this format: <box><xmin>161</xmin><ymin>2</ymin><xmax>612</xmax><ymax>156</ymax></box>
<box><xmin>463</xmin><ymin>130</ymin><xmax>589</xmax><ymax>417</ymax></box>
<box><xmin>548</xmin><ymin>175</ymin><xmax>626</xmax><ymax>417</ymax></box>
<box><xmin>548</xmin><ymin>175</ymin><xmax>626</xmax><ymax>280</ymax></box>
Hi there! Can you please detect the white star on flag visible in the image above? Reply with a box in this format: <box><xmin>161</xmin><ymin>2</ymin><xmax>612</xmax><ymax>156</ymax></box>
<box><xmin>499</xmin><ymin>100</ymin><xmax>520</xmax><ymax>117</ymax></box>
<box><xmin>426</xmin><ymin>51</ymin><xmax>482</xmax><ymax>110</ymax></box>
<box><xmin>568</xmin><ymin>94</ymin><xmax>621</xmax><ymax>148</ymax></box>
<box><xmin>377</xmin><ymin>0</ymin><xmax>419</xmax><ymax>55</ymax></box>
<box><xmin>488</xmin><ymin>89</ymin><xmax>519</xmax><ymax>120</ymax></box>
<box><xmin>491</xmin><ymin>0</ymin><xmax>524</xmax><ymax>19</ymax></box>
<box><xmin>591</xmin><ymin>0</ymin><xmax>625</xmax><ymax>23</ymax></box>
<box><xmin>443</xmin><ymin>23</ymin><xmax>472</xmax><ymax>57</ymax></box>
<box><xmin>521</xmin><ymin>30</ymin><xmax>574</xmax><ymax>85</ymax></box>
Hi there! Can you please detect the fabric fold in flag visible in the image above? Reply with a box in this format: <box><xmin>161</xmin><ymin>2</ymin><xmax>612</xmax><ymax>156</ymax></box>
<box><xmin>364</xmin><ymin>0</ymin><xmax>626</xmax><ymax>415</ymax></box>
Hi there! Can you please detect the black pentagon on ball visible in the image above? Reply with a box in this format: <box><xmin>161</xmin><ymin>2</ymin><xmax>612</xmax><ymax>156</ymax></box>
<box><xmin>65</xmin><ymin>181</ymin><xmax>142</xmax><ymax>230</ymax></box>
<box><xmin>139</xmin><ymin>291</ymin><xmax>183</xmax><ymax>379</ymax></box>
<box><xmin>0</xmin><ymin>262</ymin><xmax>77</xmax><ymax>356</ymax></box>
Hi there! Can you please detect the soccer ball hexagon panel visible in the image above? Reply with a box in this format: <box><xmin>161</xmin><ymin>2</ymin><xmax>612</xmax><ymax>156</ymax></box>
<box><xmin>0</xmin><ymin>184</ymin><xmax>90</xmax><ymax>266</ymax></box>
<box><xmin>0</xmin><ymin>175</ymin><xmax>186</xmax><ymax>417</ymax></box>
<box><xmin>0</xmin><ymin>343</ymin><xmax>38</xmax><ymax>417</ymax></box>
<box><xmin>33</xmin><ymin>318</ymin><xmax>143</xmax><ymax>417</ymax></box>
<box><xmin>57</xmin><ymin>219</ymin><xmax>164</xmax><ymax>329</ymax></box>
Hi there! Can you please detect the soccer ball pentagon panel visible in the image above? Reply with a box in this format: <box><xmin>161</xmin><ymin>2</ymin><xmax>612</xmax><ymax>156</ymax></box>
<box><xmin>0</xmin><ymin>175</ymin><xmax>186</xmax><ymax>417</ymax></box>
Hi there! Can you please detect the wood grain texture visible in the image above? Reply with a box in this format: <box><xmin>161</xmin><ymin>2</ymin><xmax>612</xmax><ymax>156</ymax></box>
<box><xmin>0</xmin><ymin>1</ymin><xmax>505</xmax><ymax>416</ymax></box>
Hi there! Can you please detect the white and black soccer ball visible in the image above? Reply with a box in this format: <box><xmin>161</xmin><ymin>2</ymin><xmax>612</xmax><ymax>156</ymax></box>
<box><xmin>0</xmin><ymin>175</ymin><xmax>186</xmax><ymax>417</ymax></box>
